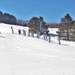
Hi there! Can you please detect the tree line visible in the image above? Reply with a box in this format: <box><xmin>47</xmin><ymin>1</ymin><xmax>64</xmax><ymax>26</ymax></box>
<box><xmin>0</xmin><ymin>11</ymin><xmax>28</xmax><ymax>26</ymax></box>
<box><xmin>0</xmin><ymin>10</ymin><xmax>75</xmax><ymax>41</ymax></box>
<box><xmin>28</xmin><ymin>13</ymin><xmax>75</xmax><ymax>41</ymax></box>
<box><xmin>59</xmin><ymin>13</ymin><xmax>75</xmax><ymax>41</ymax></box>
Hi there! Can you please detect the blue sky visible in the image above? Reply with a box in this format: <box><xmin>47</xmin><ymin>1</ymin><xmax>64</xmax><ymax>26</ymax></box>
<box><xmin>0</xmin><ymin>0</ymin><xmax>75</xmax><ymax>23</ymax></box>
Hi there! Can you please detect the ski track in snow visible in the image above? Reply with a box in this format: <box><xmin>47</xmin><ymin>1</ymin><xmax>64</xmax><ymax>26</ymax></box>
<box><xmin>0</xmin><ymin>23</ymin><xmax>75</xmax><ymax>75</ymax></box>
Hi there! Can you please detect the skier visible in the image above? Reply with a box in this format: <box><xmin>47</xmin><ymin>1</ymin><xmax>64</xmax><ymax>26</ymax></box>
<box><xmin>18</xmin><ymin>29</ymin><xmax>21</xmax><ymax>35</ymax></box>
<box><xmin>11</xmin><ymin>26</ymin><xmax>14</xmax><ymax>34</ymax></box>
<box><xmin>31</xmin><ymin>30</ymin><xmax>34</xmax><ymax>37</ymax></box>
<box><xmin>49</xmin><ymin>35</ymin><xmax>51</xmax><ymax>43</ymax></box>
<box><xmin>28</xmin><ymin>29</ymin><xmax>30</xmax><ymax>36</ymax></box>
<box><xmin>23</xmin><ymin>29</ymin><xmax>26</xmax><ymax>36</ymax></box>
<box><xmin>37</xmin><ymin>31</ymin><xmax>40</xmax><ymax>39</ymax></box>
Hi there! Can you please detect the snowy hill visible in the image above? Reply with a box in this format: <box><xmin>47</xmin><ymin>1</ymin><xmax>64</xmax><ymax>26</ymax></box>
<box><xmin>0</xmin><ymin>23</ymin><xmax>75</xmax><ymax>75</ymax></box>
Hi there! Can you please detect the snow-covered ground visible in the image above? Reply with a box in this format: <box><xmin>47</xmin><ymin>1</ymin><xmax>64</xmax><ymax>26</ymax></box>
<box><xmin>0</xmin><ymin>23</ymin><xmax>75</xmax><ymax>75</ymax></box>
<box><xmin>48</xmin><ymin>28</ymin><xmax>58</xmax><ymax>35</ymax></box>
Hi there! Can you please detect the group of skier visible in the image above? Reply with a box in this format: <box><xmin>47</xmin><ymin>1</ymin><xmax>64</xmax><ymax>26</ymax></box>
<box><xmin>28</xmin><ymin>28</ymin><xmax>51</xmax><ymax>43</ymax></box>
<box><xmin>11</xmin><ymin>26</ymin><xmax>51</xmax><ymax>43</ymax></box>
<box><xmin>0</xmin><ymin>26</ymin><xmax>60</xmax><ymax>44</ymax></box>
<box><xmin>11</xmin><ymin>26</ymin><xmax>26</xmax><ymax>36</ymax></box>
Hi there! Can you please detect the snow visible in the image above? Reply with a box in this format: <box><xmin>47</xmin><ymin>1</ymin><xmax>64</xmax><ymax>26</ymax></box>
<box><xmin>48</xmin><ymin>28</ymin><xmax>58</xmax><ymax>34</ymax></box>
<box><xmin>0</xmin><ymin>23</ymin><xmax>75</xmax><ymax>75</ymax></box>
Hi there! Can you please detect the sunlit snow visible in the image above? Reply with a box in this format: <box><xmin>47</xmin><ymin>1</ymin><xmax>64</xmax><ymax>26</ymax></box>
<box><xmin>0</xmin><ymin>23</ymin><xmax>75</xmax><ymax>75</ymax></box>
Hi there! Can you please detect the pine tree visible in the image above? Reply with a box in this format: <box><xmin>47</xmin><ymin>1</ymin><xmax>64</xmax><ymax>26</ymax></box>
<box><xmin>60</xmin><ymin>13</ymin><xmax>73</xmax><ymax>40</ymax></box>
<box><xmin>71</xmin><ymin>21</ymin><xmax>75</xmax><ymax>41</ymax></box>
<box><xmin>28</xmin><ymin>16</ymin><xmax>47</xmax><ymax>33</ymax></box>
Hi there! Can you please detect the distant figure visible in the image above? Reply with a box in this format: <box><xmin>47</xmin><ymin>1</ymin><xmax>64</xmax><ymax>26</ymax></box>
<box><xmin>18</xmin><ymin>29</ymin><xmax>21</xmax><ymax>35</ymax></box>
<box><xmin>58</xmin><ymin>35</ymin><xmax>61</xmax><ymax>45</ymax></box>
<box><xmin>43</xmin><ymin>30</ymin><xmax>49</xmax><ymax>41</ymax></box>
<box><xmin>31</xmin><ymin>30</ymin><xmax>34</xmax><ymax>37</ymax></box>
<box><xmin>28</xmin><ymin>29</ymin><xmax>30</xmax><ymax>36</ymax></box>
<box><xmin>49</xmin><ymin>35</ymin><xmax>51</xmax><ymax>43</ymax></box>
<box><xmin>37</xmin><ymin>31</ymin><xmax>40</xmax><ymax>39</ymax></box>
<box><xmin>43</xmin><ymin>32</ymin><xmax>46</xmax><ymax>40</ymax></box>
<box><xmin>11</xmin><ymin>26</ymin><xmax>14</xmax><ymax>34</ymax></box>
<box><xmin>28</xmin><ymin>28</ymin><xmax>34</xmax><ymax>37</ymax></box>
<box><xmin>23</xmin><ymin>29</ymin><xmax>26</xmax><ymax>36</ymax></box>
